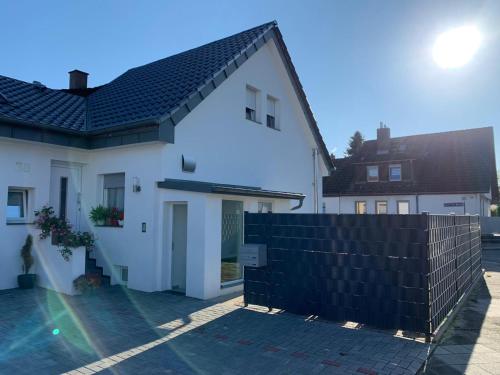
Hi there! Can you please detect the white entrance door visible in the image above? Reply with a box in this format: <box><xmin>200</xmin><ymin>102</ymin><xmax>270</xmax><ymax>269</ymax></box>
<box><xmin>49</xmin><ymin>162</ymin><xmax>82</xmax><ymax>230</ymax></box>
<box><xmin>171</xmin><ymin>204</ymin><xmax>187</xmax><ymax>293</ymax></box>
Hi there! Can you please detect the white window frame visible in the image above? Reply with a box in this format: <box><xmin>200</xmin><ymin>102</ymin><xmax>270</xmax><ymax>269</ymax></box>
<box><xmin>375</xmin><ymin>200</ymin><xmax>388</xmax><ymax>214</ymax></box>
<box><xmin>367</xmin><ymin>166</ymin><xmax>379</xmax><ymax>182</ymax></box>
<box><xmin>113</xmin><ymin>265</ymin><xmax>128</xmax><ymax>285</ymax></box>
<box><xmin>245</xmin><ymin>85</ymin><xmax>260</xmax><ymax>123</ymax></box>
<box><xmin>397</xmin><ymin>200</ymin><xmax>410</xmax><ymax>215</ymax></box>
<box><xmin>355</xmin><ymin>201</ymin><xmax>367</xmax><ymax>214</ymax></box>
<box><xmin>6</xmin><ymin>188</ymin><xmax>29</xmax><ymax>224</ymax></box>
<box><xmin>389</xmin><ymin>164</ymin><xmax>402</xmax><ymax>182</ymax></box>
<box><xmin>266</xmin><ymin>95</ymin><xmax>279</xmax><ymax>130</ymax></box>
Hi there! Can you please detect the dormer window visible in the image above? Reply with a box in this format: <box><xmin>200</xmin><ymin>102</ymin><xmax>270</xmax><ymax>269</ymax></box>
<box><xmin>367</xmin><ymin>166</ymin><xmax>379</xmax><ymax>182</ymax></box>
<box><xmin>389</xmin><ymin>164</ymin><xmax>402</xmax><ymax>181</ymax></box>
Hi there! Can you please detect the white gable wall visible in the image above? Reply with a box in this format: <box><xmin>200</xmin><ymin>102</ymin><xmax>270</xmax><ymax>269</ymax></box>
<box><xmin>160</xmin><ymin>37</ymin><xmax>328</xmax><ymax>212</ymax></box>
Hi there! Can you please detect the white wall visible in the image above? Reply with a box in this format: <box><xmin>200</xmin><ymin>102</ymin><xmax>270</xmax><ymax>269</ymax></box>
<box><xmin>0</xmin><ymin>36</ymin><xmax>330</xmax><ymax>295</ymax></box>
<box><xmin>34</xmin><ymin>234</ymin><xmax>86</xmax><ymax>296</ymax></box>
<box><xmin>159</xmin><ymin>38</ymin><xmax>328</xmax><ymax>213</ymax></box>
<box><xmin>324</xmin><ymin>195</ymin><xmax>417</xmax><ymax>214</ymax></box>
<box><xmin>0</xmin><ymin>139</ymin><xmax>88</xmax><ymax>290</ymax></box>
<box><xmin>156</xmin><ymin>189</ymin><xmax>290</xmax><ymax>299</ymax></box>
<box><xmin>80</xmin><ymin>143</ymin><xmax>164</xmax><ymax>292</ymax></box>
<box><xmin>324</xmin><ymin>193</ymin><xmax>489</xmax><ymax>216</ymax></box>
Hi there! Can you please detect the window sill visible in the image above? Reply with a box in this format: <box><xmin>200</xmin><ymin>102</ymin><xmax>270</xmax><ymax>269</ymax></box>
<box><xmin>246</xmin><ymin>118</ymin><xmax>261</xmax><ymax>125</ymax></box>
<box><xmin>6</xmin><ymin>221</ymin><xmax>34</xmax><ymax>226</ymax></box>
<box><xmin>221</xmin><ymin>279</ymin><xmax>243</xmax><ymax>289</ymax></box>
<box><xmin>94</xmin><ymin>224</ymin><xmax>124</xmax><ymax>228</ymax></box>
<box><xmin>267</xmin><ymin>125</ymin><xmax>280</xmax><ymax>131</ymax></box>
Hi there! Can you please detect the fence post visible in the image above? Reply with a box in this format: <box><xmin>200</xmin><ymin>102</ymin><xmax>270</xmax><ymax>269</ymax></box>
<box><xmin>422</xmin><ymin>211</ymin><xmax>432</xmax><ymax>342</ymax></box>
<box><xmin>451</xmin><ymin>213</ymin><xmax>459</xmax><ymax>306</ymax></box>
<box><xmin>265</xmin><ymin>211</ymin><xmax>273</xmax><ymax>312</ymax></box>
<box><xmin>243</xmin><ymin>211</ymin><xmax>248</xmax><ymax>307</ymax></box>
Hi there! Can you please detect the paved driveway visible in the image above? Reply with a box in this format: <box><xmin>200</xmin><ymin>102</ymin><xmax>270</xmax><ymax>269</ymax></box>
<box><xmin>0</xmin><ymin>286</ymin><xmax>430</xmax><ymax>375</ymax></box>
<box><xmin>421</xmin><ymin>249</ymin><xmax>500</xmax><ymax>374</ymax></box>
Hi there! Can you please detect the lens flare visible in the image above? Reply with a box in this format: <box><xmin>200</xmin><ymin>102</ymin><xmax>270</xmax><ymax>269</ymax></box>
<box><xmin>433</xmin><ymin>25</ymin><xmax>482</xmax><ymax>69</ymax></box>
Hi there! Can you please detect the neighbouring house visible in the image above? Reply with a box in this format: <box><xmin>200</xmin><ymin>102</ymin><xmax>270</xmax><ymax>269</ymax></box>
<box><xmin>0</xmin><ymin>21</ymin><xmax>332</xmax><ymax>298</ymax></box>
<box><xmin>323</xmin><ymin>125</ymin><xmax>498</xmax><ymax>216</ymax></box>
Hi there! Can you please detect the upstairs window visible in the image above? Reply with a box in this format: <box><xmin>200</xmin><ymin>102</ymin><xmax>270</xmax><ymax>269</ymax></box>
<box><xmin>103</xmin><ymin>173</ymin><xmax>125</xmax><ymax>213</ymax></box>
<box><xmin>397</xmin><ymin>201</ymin><xmax>410</xmax><ymax>215</ymax></box>
<box><xmin>355</xmin><ymin>201</ymin><xmax>367</xmax><ymax>214</ymax></box>
<box><xmin>376</xmin><ymin>201</ymin><xmax>388</xmax><ymax>214</ymax></box>
<box><xmin>266</xmin><ymin>95</ymin><xmax>278</xmax><ymax>130</ymax></box>
<box><xmin>245</xmin><ymin>86</ymin><xmax>258</xmax><ymax>122</ymax></box>
<box><xmin>7</xmin><ymin>188</ymin><xmax>28</xmax><ymax>223</ymax></box>
<box><xmin>367</xmin><ymin>166</ymin><xmax>379</xmax><ymax>182</ymax></box>
<box><xmin>389</xmin><ymin>164</ymin><xmax>402</xmax><ymax>181</ymax></box>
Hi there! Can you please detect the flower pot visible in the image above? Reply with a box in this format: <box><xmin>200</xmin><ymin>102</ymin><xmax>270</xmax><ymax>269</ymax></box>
<box><xmin>18</xmin><ymin>274</ymin><xmax>37</xmax><ymax>289</ymax></box>
<box><xmin>118</xmin><ymin>220</ymin><xmax>124</xmax><ymax>227</ymax></box>
<box><xmin>96</xmin><ymin>219</ymin><xmax>105</xmax><ymax>226</ymax></box>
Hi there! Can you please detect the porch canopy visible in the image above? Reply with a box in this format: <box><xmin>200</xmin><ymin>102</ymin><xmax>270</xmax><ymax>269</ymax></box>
<box><xmin>157</xmin><ymin>178</ymin><xmax>305</xmax><ymax>209</ymax></box>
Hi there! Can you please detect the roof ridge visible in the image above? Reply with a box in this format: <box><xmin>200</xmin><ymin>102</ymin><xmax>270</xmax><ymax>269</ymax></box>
<box><xmin>125</xmin><ymin>21</ymin><xmax>276</xmax><ymax>74</ymax></box>
<box><xmin>363</xmin><ymin>126</ymin><xmax>494</xmax><ymax>143</ymax></box>
<box><xmin>158</xmin><ymin>21</ymin><xmax>277</xmax><ymax>124</ymax></box>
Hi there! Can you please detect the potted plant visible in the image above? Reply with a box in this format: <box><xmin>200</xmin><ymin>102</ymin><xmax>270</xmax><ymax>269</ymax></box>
<box><xmin>108</xmin><ymin>207</ymin><xmax>122</xmax><ymax>227</ymax></box>
<box><xmin>18</xmin><ymin>234</ymin><xmax>36</xmax><ymax>289</ymax></box>
<box><xmin>90</xmin><ymin>205</ymin><xmax>107</xmax><ymax>226</ymax></box>
<box><xmin>117</xmin><ymin>211</ymin><xmax>124</xmax><ymax>227</ymax></box>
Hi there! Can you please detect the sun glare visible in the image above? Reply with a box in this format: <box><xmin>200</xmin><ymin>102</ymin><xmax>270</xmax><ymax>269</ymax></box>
<box><xmin>433</xmin><ymin>25</ymin><xmax>482</xmax><ymax>69</ymax></box>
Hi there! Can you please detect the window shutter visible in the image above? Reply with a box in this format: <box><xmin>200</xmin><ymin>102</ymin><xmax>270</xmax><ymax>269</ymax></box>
<box><xmin>104</xmin><ymin>173</ymin><xmax>125</xmax><ymax>189</ymax></box>
<box><xmin>246</xmin><ymin>88</ymin><xmax>256</xmax><ymax>110</ymax></box>
<box><xmin>267</xmin><ymin>97</ymin><xmax>275</xmax><ymax>116</ymax></box>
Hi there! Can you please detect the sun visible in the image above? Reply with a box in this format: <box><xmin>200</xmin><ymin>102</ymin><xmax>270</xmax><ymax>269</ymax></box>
<box><xmin>433</xmin><ymin>26</ymin><xmax>482</xmax><ymax>69</ymax></box>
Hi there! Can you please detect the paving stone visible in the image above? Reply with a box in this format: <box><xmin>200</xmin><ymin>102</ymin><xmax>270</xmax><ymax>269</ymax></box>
<box><xmin>0</xmin><ymin>286</ymin><xmax>430</xmax><ymax>374</ymax></box>
<box><xmin>423</xmin><ymin>251</ymin><xmax>500</xmax><ymax>374</ymax></box>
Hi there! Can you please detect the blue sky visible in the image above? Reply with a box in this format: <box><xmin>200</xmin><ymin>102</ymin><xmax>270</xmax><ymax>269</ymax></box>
<box><xmin>1</xmin><ymin>1</ymin><xmax>499</xmax><ymax>164</ymax></box>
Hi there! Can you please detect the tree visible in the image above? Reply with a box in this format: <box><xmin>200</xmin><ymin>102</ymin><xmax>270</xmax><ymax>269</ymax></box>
<box><xmin>345</xmin><ymin>131</ymin><xmax>364</xmax><ymax>157</ymax></box>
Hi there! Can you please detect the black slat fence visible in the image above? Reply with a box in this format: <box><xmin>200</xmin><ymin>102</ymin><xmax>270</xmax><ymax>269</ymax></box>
<box><xmin>244</xmin><ymin>213</ymin><xmax>481</xmax><ymax>335</ymax></box>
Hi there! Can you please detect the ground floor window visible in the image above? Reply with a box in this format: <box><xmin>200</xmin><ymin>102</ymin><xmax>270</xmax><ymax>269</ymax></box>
<box><xmin>258</xmin><ymin>202</ymin><xmax>273</xmax><ymax>213</ymax></box>
<box><xmin>397</xmin><ymin>200</ymin><xmax>410</xmax><ymax>214</ymax></box>
<box><xmin>221</xmin><ymin>200</ymin><xmax>243</xmax><ymax>283</ymax></box>
<box><xmin>101</xmin><ymin>173</ymin><xmax>125</xmax><ymax>226</ymax></box>
<box><xmin>376</xmin><ymin>201</ymin><xmax>388</xmax><ymax>214</ymax></box>
<box><xmin>355</xmin><ymin>201</ymin><xmax>367</xmax><ymax>214</ymax></box>
<box><xmin>7</xmin><ymin>188</ymin><xmax>28</xmax><ymax>223</ymax></box>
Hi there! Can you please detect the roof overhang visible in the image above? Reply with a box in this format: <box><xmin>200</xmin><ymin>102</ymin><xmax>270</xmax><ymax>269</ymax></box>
<box><xmin>0</xmin><ymin>117</ymin><xmax>172</xmax><ymax>149</ymax></box>
<box><xmin>157</xmin><ymin>178</ymin><xmax>305</xmax><ymax>210</ymax></box>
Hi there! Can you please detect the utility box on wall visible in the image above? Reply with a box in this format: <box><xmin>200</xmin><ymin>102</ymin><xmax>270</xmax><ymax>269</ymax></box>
<box><xmin>239</xmin><ymin>244</ymin><xmax>267</xmax><ymax>267</ymax></box>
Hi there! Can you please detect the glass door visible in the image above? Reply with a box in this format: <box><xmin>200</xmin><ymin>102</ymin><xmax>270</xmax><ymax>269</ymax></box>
<box><xmin>221</xmin><ymin>200</ymin><xmax>243</xmax><ymax>283</ymax></box>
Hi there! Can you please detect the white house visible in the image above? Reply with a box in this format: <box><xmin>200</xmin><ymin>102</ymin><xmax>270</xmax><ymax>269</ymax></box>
<box><xmin>323</xmin><ymin>125</ymin><xmax>498</xmax><ymax>216</ymax></box>
<box><xmin>0</xmin><ymin>21</ymin><xmax>332</xmax><ymax>298</ymax></box>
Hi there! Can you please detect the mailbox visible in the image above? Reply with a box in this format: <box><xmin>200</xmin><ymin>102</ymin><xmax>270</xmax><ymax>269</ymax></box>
<box><xmin>239</xmin><ymin>244</ymin><xmax>267</xmax><ymax>267</ymax></box>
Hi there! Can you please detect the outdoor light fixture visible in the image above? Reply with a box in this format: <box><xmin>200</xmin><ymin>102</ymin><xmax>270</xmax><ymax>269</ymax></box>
<box><xmin>132</xmin><ymin>177</ymin><xmax>141</xmax><ymax>192</ymax></box>
<box><xmin>182</xmin><ymin>155</ymin><xmax>196</xmax><ymax>173</ymax></box>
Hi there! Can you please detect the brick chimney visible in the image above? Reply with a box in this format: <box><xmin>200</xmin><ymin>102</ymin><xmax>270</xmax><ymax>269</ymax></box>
<box><xmin>377</xmin><ymin>122</ymin><xmax>390</xmax><ymax>153</ymax></box>
<box><xmin>68</xmin><ymin>70</ymin><xmax>89</xmax><ymax>90</ymax></box>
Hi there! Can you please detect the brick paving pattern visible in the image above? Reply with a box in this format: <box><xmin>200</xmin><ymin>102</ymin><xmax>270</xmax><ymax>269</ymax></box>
<box><xmin>422</xmin><ymin>249</ymin><xmax>500</xmax><ymax>374</ymax></box>
<box><xmin>0</xmin><ymin>286</ymin><xmax>431</xmax><ymax>374</ymax></box>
